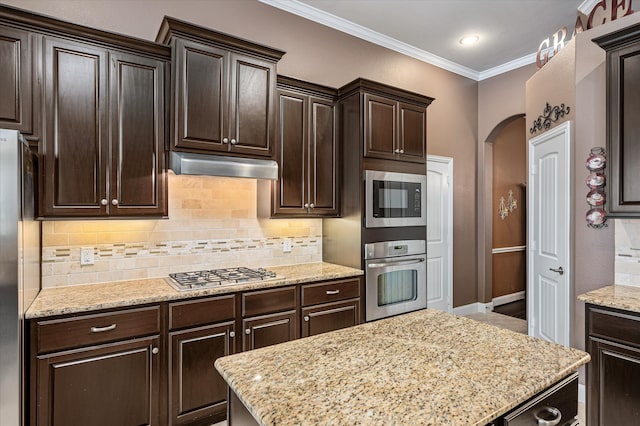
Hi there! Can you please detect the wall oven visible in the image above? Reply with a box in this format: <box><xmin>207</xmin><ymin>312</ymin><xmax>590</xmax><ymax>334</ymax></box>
<box><xmin>364</xmin><ymin>240</ymin><xmax>427</xmax><ymax>321</ymax></box>
<box><xmin>365</xmin><ymin>170</ymin><xmax>426</xmax><ymax>228</ymax></box>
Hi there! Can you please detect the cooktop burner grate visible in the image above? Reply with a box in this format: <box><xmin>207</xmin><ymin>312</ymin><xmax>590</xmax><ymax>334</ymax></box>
<box><xmin>166</xmin><ymin>267</ymin><xmax>280</xmax><ymax>291</ymax></box>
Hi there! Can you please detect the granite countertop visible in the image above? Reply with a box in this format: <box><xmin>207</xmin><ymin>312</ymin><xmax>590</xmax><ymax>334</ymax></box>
<box><xmin>578</xmin><ymin>284</ymin><xmax>640</xmax><ymax>313</ymax></box>
<box><xmin>25</xmin><ymin>262</ymin><xmax>363</xmax><ymax>319</ymax></box>
<box><xmin>215</xmin><ymin>309</ymin><xmax>590</xmax><ymax>426</ymax></box>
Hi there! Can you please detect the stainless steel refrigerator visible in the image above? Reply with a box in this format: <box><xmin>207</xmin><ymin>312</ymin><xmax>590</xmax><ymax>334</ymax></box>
<box><xmin>0</xmin><ymin>128</ymin><xmax>41</xmax><ymax>426</ymax></box>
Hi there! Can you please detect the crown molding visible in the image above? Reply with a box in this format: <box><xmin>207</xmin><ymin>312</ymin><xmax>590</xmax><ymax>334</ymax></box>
<box><xmin>478</xmin><ymin>52</ymin><xmax>537</xmax><ymax>80</ymax></box>
<box><xmin>578</xmin><ymin>0</ymin><xmax>600</xmax><ymax>15</ymax></box>
<box><xmin>259</xmin><ymin>0</ymin><xmax>480</xmax><ymax>80</ymax></box>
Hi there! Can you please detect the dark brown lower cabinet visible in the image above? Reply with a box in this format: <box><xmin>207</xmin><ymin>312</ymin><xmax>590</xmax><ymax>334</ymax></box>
<box><xmin>586</xmin><ymin>304</ymin><xmax>640</xmax><ymax>425</ymax></box>
<box><xmin>301</xmin><ymin>299</ymin><xmax>360</xmax><ymax>338</ymax></box>
<box><xmin>242</xmin><ymin>311</ymin><xmax>297</xmax><ymax>351</ymax></box>
<box><xmin>36</xmin><ymin>336</ymin><xmax>161</xmax><ymax>426</ymax></box>
<box><xmin>169</xmin><ymin>321</ymin><xmax>235</xmax><ymax>426</ymax></box>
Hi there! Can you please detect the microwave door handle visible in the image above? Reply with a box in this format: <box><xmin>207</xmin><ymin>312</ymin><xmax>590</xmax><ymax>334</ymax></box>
<box><xmin>367</xmin><ymin>258</ymin><xmax>425</xmax><ymax>268</ymax></box>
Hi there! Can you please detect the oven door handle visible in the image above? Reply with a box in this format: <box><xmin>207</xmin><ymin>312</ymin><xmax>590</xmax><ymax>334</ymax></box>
<box><xmin>367</xmin><ymin>258</ymin><xmax>425</xmax><ymax>268</ymax></box>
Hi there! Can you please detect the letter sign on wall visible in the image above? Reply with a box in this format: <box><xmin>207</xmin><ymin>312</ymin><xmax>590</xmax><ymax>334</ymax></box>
<box><xmin>536</xmin><ymin>0</ymin><xmax>634</xmax><ymax>68</ymax></box>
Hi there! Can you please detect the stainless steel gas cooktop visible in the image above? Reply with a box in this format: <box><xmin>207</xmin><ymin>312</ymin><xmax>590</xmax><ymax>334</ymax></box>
<box><xmin>166</xmin><ymin>267</ymin><xmax>281</xmax><ymax>291</ymax></box>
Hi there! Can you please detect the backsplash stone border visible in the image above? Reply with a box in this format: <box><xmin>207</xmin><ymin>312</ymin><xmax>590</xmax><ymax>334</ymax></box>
<box><xmin>42</xmin><ymin>235</ymin><xmax>322</xmax><ymax>287</ymax></box>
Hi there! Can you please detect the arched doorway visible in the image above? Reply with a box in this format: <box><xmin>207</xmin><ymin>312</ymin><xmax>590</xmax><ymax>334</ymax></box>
<box><xmin>482</xmin><ymin>114</ymin><xmax>527</xmax><ymax>319</ymax></box>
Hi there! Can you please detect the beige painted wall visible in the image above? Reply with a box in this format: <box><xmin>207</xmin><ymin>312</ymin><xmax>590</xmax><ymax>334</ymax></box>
<box><xmin>479</xmin><ymin>64</ymin><xmax>537</xmax><ymax>144</ymax></box>
<box><xmin>5</xmin><ymin>0</ymin><xmax>480</xmax><ymax>305</ymax></box>
<box><xmin>526</xmin><ymin>12</ymin><xmax>640</xmax><ymax>355</ymax></box>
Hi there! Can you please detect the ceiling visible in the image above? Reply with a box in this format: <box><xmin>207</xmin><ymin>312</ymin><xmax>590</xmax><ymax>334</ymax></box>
<box><xmin>260</xmin><ymin>0</ymin><xmax>592</xmax><ymax>80</ymax></box>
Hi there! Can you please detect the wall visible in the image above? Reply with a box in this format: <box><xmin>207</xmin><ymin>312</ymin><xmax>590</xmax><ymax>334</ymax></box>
<box><xmin>41</xmin><ymin>174</ymin><xmax>322</xmax><ymax>287</ymax></box>
<box><xmin>526</xmin><ymin>11</ymin><xmax>640</xmax><ymax>353</ymax></box>
<box><xmin>491</xmin><ymin>118</ymin><xmax>526</xmax><ymax>298</ymax></box>
<box><xmin>6</xmin><ymin>0</ymin><xmax>479</xmax><ymax>305</ymax></box>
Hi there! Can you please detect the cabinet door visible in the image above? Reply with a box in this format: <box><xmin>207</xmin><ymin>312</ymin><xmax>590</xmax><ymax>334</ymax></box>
<box><xmin>399</xmin><ymin>102</ymin><xmax>426</xmax><ymax>163</ymax></box>
<box><xmin>36</xmin><ymin>336</ymin><xmax>160</xmax><ymax>426</ymax></box>
<box><xmin>40</xmin><ymin>37</ymin><xmax>108</xmax><ymax>217</ymax></box>
<box><xmin>169</xmin><ymin>321</ymin><xmax>235</xmax><ymax>426</ymax></box>
<box><xmin>174</xmin><ymin>39</ymin><xmax>228</xmax><ymax>153</ymax></box>
<box><xmin>363</xmin><ymin>93</ymin><xmax>397</xmax><ymax>161</ymax></box>
<box><xmin>608</xmin><ymin>44</ymin><xmax>640</xmax><ymax>216</ymax></box>
<box><xmin>109</xmin><ymin>51</ymin><xmax>167</xmax><ymax>216</ymax></box>
<box><xmin>0</xmin><ymin>25</ymin><xmax>33</xmax><ymax>135</ymax></box>
<box><xmin>587</xmin><ymin>337</ymin><xmax>640</xmax><ymax>425</ymax></box>
<box><xmin>274</xmin><ymin>88</ymin><xmax>308</xmax><ymax>215</ymax></box>
<box><xmin>301</xmin><ymin>299</ymin><xmax>360</xmax><ymax>338</ymax></box>
<box><xmin>309</xmin><ymin>96</ymin><xmax>339</xmax><ymax>215</ymax></box>
<box><xmin>228</xmin><ymin>52</ymin><xmax>276</xmax><ymax>157</ymax></box>
<box><xmin>243</xmin><ymin>310</ymin><xmax>297</xmax><ymax>351</ymax></box>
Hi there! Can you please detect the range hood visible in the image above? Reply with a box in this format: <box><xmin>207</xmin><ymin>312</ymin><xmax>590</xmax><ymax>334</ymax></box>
<box><xmin>170</xmin><ymin>151</ymin><xmax>278</xmax><ymax>180</ymax></box>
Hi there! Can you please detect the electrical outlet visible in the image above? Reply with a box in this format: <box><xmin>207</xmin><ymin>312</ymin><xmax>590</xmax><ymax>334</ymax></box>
<box><xmin>282</xmin><ymin>238</ymin><xmax>292</xmax><ymax>253</ymax></box>
<box><xmin>80</xmin><ymin>247</ymin><xmax>95</xmax><ymax>265</ymax></box>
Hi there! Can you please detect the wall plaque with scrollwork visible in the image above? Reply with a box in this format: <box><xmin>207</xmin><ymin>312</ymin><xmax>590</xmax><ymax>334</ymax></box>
<box><xmin>529</xmin><ymin>102</ymin><xmax>571</xmax><ymax>134</ymax></box>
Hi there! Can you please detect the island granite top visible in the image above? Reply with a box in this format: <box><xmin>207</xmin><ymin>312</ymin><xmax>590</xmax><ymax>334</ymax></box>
<box><xmin>25</xmin><ymin>262</ymin><xmax>363</xmax><ymax>319</ymax></box>
<box><xmin>578</xmin><ymin>284</ymin><xmax>640</xmax><ymax>313</ymax></box>
<box><xmin>215</xmin><ymin>309</ymin><xmax>590</xmax><ymax>426</ymax></box>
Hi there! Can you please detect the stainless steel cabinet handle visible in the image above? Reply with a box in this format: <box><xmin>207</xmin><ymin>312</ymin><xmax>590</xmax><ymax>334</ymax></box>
<box><xmin>100</xmin><ymin>199</ymin><xmax>108</xmax><ymax>206</ymax></box>
<box><xmin>325</xmin><ymin>289</ymin><xmax>340</xmax><ymax>295</ymax></box>
<box><xmin>303</xmin><ymin>316</ymin><xmax>309</xmax><ymax>322</ymax></box>
<box><xmin>394</xmin><ymin>148</ymin><xmax>400</xmax><ymax>154</ymax></box>
<box><xmin>245</xmin><ymin>328</ymin><xmax>251</xmax><ymax>335</ymax></box>
<box><xmin>309</xmin><ymin>203</ymin><xmax>315</xmax><ymax>208</ymax></box>
<box><xmin>368</xmin><ymin>258</ymin><xmax>426</xmax><ymax>268</ymax></box>
<box><xmin>229</xmin><ymin>331</ymin><xmax>235</xmax><ymax>338</ymax></box>
<box><xmin>152</xmin><ymin>347</ymin><xmax>159</xmax><ymax>355</ymax></box>
<box><xmin>549</xmin><ymin>266</ymin><xmax>564</xmax><ymax>275</ymax></box>
<box><xmin>399</xmin><ymin>149</ymin><xmax>404</xmax><ymax>154</ymax></box>
<box><xmin>222</xmin><ymin>137</ymin><xmax>229</xmax><ymax>144</ymax></box>
<box><xmin>533</xmin><ymin>406</ymin><xmax>561</xmax><ymax>426</ymax></box>
<box><xmin>304</xmin><ymin>203</ymin><xmax>310</xmax><ymax>208</ymax></box>
<box><xmin>90</xmin><ymin>324</ymin><xmax>117</xmax><ymax>333</ymax></box>
<box><xmin>230</xmin><ymin>138</ymin><xmax>237</xmax><ymax>145</ymax></box>
<box><xmin>111</xmin><ymin>199</ymin><xmax>119</xmax><ymax>206</ymax></box>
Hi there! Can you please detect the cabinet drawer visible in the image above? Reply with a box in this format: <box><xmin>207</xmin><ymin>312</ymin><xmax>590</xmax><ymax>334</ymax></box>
<box><xmin>242</xmin><ymin>286</ymin><xmax>297</xmax><ymax>317</ymax></box>
<box><xmin>169</xmin><ymin>294</ymin><xmax>236</xmax><ymax>330</ymax></box>
<box><xmin>502</xmin><ymin>373</ymin><xmax>578</xmax><ymax>425</ymax></box>
<box><xmin>36</xmin><ymin>305</ymin><xmax>160</xmax><ymax>353</ymax></box>
<box><xmin>588</xmin><ymin>305</ymin><xmax>640</xmax><ymax>347</ymax></box>
<box><xmin>301</xmin><ymin>278</ymin><xmax>360</xmax><ymax>306</ymax></box>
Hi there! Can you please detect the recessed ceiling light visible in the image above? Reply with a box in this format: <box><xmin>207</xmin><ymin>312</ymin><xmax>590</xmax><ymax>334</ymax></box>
<box><xmin>459</xmin><ymin>35</ymin><xmax>480</xmax><ymax>46</ymax></box>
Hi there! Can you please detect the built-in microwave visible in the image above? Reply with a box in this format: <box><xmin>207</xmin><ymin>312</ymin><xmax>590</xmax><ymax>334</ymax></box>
<box><xmin>364</xmin><ymin>170</ymin><xmax>426</xmax><ymax>228</ymax></box>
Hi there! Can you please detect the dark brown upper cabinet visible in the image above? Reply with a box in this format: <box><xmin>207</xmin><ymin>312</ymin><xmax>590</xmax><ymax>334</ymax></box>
<box><xmin>156</xmin><ymin>17</ymin><xmax>285</xmax><ymax>159</ymax></box>
<box><xmin>0</xmin><ymin>4</ymin><xmax>170</xmax><ymax>218</ymax></box>
<box><xmin>0</xmin><ymin>22</ymin><xmax>37</xmax><ymax>147</ymax></box>
<box><xmin>268</xmin><ymin>76</ymin><xmax>339</xmax><ymax>217</ymax></box>
<box><xmin>39</xmin><ymin>37</ymin><xmax>168</xmax><ymax>218</ymax></box>
<box><xmin>339</xmin><ymin>78</ymin><xmax>433</xmax><ymax>164</ymax></box>
<box><xmin>595</xmin><ymin>23</ymin><xmax>640</xmax><ymax>217</ymax></box>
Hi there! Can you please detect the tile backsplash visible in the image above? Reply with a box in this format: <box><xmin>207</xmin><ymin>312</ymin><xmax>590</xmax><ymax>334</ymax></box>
<box><xmin>615</xmin><ymin>219</ymin><xmax>640</xmax><ymax>286</ymax></box>
<box><xmin>42</xmin><ymin>173</ymin><xmax>322</xmax><ymax>288</ymax></box>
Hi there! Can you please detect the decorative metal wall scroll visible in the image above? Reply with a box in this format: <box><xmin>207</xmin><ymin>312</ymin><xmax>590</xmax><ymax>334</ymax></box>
<box><xmin>529</xmin><ymin>102</ymin><xmax>571</xmax><ymax>134</ymax></box>
<box><xmin>498</xmin><ymin>189</ymin><xmax>518</xmax><ymax>220</ymax></box>
<box><xmin>586</xmin><ymin>147</ymin><xmax>607</xmax><ymax>229</ymax></box>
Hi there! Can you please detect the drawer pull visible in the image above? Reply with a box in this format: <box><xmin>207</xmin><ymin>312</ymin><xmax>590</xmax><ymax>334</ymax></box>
<box><xmin>325</xmin><ymin>289</ymin><xmax>340</xmax><ymax>295</ymax></box>
<box><xmin>90</xmin><ymin>324</ymin><xmax>117</xmax><ymax>333</ymax></box>
<box><xmin>533</xmin><ymin>406</ymin><xmax>561</xmax><ymax>426</ymax></box>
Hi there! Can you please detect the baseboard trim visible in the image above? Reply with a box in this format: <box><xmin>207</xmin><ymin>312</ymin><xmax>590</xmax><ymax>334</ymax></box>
<box><xmin>579</xmin><ymin>383</ymin><xmax>586</xmax><ymax>403</ymax></box>
<box><xmin>492</xmin><ymin>291</ymin><xmax>526</xmax><ymax>307</ymax></box>
<box><xmin>453</xmin><ymin>302</ymin><xmax>493</xmax><ymax>316</ymax></box>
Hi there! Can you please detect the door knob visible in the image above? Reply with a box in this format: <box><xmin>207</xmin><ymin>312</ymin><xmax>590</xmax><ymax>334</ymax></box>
<box><xmin>549</xmin><ymin>266</ymin><xmax>564</xmax><ymax>275</ymax></box>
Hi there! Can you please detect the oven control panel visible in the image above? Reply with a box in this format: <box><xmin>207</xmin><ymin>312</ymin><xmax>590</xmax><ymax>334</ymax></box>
<box><xmin>364</xmin><ymin>240</ymin><xmax>425</xmax><ymax>259</ymax></box>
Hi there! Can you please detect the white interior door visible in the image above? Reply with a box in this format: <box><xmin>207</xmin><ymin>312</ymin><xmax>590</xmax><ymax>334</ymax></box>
<box><xmin>528</xmin><ymin>121</ymin><xmax>571</xmax><ymax>346</ymax></box>
<box><xmin>427</xmin><ymin>155</ymin><xmax>453</xmax><ymax>312</ymax></box>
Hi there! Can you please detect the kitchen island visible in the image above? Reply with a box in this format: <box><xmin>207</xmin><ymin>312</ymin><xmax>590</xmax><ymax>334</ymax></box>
<box><xmin>215</xmin><ymin>309</ymin><xmax>590</xmax><ymax>425</ymax></box>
